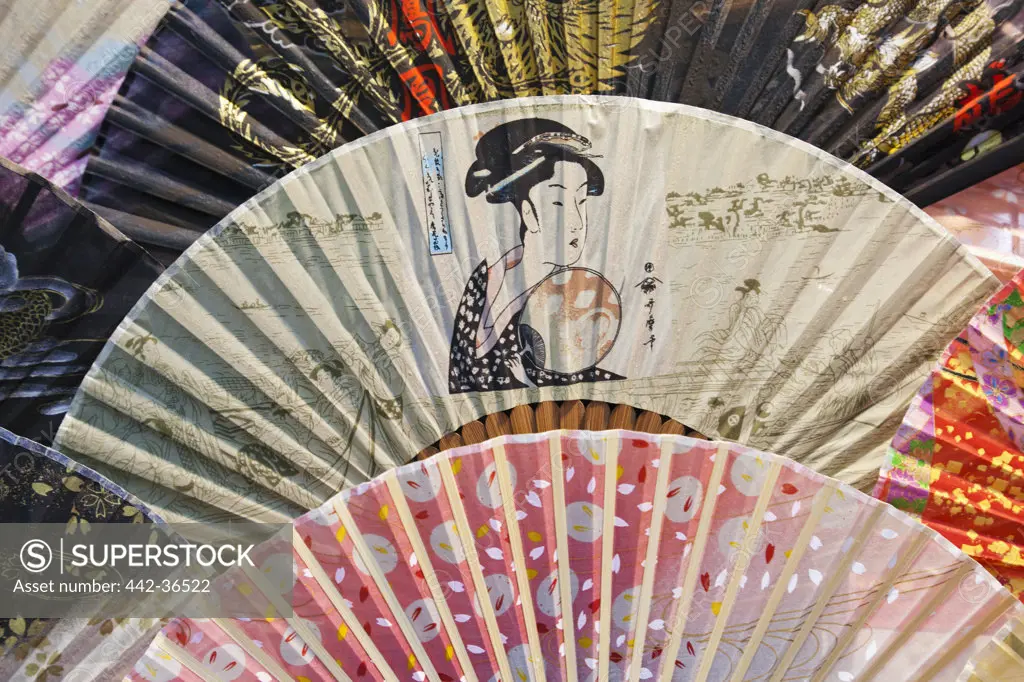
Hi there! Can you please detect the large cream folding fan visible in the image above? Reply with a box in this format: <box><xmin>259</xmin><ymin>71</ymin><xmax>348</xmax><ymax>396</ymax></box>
<box><xmin>129</xmin><ymin>431</ymin><xmax>1024</xmax><ymax>682</ymax></box>
<box><xmin>56</xmin><ymin>96</ymin><xmax>1000</xmax><ymax>525</ymax></box>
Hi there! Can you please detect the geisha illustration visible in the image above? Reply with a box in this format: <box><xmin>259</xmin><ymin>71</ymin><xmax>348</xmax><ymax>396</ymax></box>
<box><xmin>449</xmin><ymin>118</ymin><xmax>624</xmax><ymax>394</ymax></box>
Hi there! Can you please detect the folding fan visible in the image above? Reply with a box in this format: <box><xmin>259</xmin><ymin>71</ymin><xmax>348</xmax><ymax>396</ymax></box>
<box><xmin>875</xmin><ymin>267</ymin><xmax>1024</xmax><ymax>601</ymax></box>
<box><xmin>925</xmin><ymin>161</ymin><xmax>1024</xmax><ymax>283</ymax></box>
<box><xmin>961</xmin><ymin>611</ymin><xmax>1024</xmax><ymax>681</ymax></box>
<box><xmin>0</xmin><ymin>426</ymin><xmax>164</xmax><ymax>682</ymax></box>
<box><xmin>53</xmin><ymin>97</ymin><xmax>1000</xmax><ymax>526</ymax></box>
<box><xmin>0</xmin><ymin>0</ymin><xmax>170</xmax><ymax>192</ymax></box>
<box><xmin>125</xmin><ymin>430</ymin><xmax>1024</xmax><ymax>682</ymax></box>
<box><xmin>0</xmin><ymin>156</ymin><xmax>165</xmax><ymax>446</ymax></box>
<box><xmin>80</xmin><ymin>0</ymin><xmax>1024</xmax><ymax>256</ymax></box>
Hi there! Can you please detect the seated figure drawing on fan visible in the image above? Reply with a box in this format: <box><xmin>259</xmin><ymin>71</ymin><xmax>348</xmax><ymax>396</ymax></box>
<box><xmin>448</xmin><ymin>118</ymin><xmax>624</xmax><ymax>394</ymax></box>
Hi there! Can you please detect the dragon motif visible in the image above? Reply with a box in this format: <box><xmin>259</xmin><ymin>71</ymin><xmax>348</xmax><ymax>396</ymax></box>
<box><xmin>798</xmin><ymin>0</ymin><xmax>980</xmax><ymax>98</ymax></box>
<box><xmin>795</xmin><ymin>5</ymin><xmax>857</xmax><ymax>46</ymax></box>
<box><xmin>853</xmin><ymin>48</ymin><xmax>992</xmax><ymax>166</ymax></box>
<box><xmin>834</xmin><ymin>25</ymin><xmax>934</xmax><ymax>111</ymax></box>
<box><xmin>849</xmin><ymin>1</ymin><xmax>1001</xmax><ymax>165</ymax></box>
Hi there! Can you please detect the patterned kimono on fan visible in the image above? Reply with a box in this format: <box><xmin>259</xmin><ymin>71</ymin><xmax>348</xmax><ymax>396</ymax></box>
<box><xmin>877</xmin><ymin>270</ymin><xmax>1024</xmax><ymax>599</ymax></box>
<box><xmin>449</xmin><ymin>260</ymin><xmax>624</xmax><ymax>392</ymax></box>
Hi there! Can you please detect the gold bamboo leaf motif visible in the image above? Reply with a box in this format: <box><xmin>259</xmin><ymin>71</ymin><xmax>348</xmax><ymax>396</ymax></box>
<box><xmin>436</xmin><ymin>0</ymin><xmax>510</xmax><ymax>99</ymax></box>
<box><xmin>282</xmin><ymin>0</ymin><xmax>403</xmax><ymax>121</ymax></box>
<box><xmin>480</xmin><ymin>0</ymin><xmax>542</xmax><ymax>97</ymax></box>
<box><xmin>219</xmin><ymin>63</ymin><xmax>318</xmax><ymax>168</ymax></box>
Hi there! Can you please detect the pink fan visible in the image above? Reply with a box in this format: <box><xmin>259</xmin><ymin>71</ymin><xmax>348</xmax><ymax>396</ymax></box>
<box><xmin>130</xmin><ymin>431</ymin><xmax>1023</xmax><ymax>681</ymax></box>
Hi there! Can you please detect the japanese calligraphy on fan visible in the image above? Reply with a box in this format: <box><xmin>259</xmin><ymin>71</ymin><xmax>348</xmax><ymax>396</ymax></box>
<box><xmin>420</xmin><ymin>132</ymin><xmax>451</xmax><ymax>255</ymax></box>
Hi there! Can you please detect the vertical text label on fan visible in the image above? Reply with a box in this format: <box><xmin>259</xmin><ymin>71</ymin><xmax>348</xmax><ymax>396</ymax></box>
<box><xmin>420</xmin><ymin>132</ymin><xmax>452</xmax><ymax>255</ymax></box>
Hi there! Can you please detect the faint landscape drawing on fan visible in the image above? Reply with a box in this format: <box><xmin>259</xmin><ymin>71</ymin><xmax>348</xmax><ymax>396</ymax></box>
<box><xmin>595</xmin><ymin>168</ymin><xmax>976</xmax><ymax>458</ymax></box>
<box><xmin>225</xmin><ymin>210</ymin><xmax>384</xmax><ymax>247</ymax></box>
<box><xmin>449</xmin><ymin>117</ymin><xmax>625</xmax><ymax>394</ymax></box>
<box><xmin>664</xmin><ymin>173</ymin><xmax>889</xmax><ymax>243</ymax></box>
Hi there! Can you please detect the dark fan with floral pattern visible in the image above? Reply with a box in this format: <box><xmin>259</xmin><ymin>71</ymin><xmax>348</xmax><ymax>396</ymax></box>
<box><xmin>0</xmin><ymin>427</ymin><xmax>163</xmax><ymax>681</ymax></box>
<box><xmin>0</xmin><ymin>157</ymin><xmax>165</xmax><ymax>444</ymax></box>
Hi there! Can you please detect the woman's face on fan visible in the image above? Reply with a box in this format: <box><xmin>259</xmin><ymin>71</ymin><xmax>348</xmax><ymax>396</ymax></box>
<box><xmin>524</xmin><ymin>160</ymin><xmax>589</xmax><ymax>267</ymax></box>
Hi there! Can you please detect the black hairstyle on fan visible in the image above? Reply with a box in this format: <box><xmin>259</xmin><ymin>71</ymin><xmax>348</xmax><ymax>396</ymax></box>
<box><xmin>465</xmin><ymin>118</ymin><xmax>604</xmax><ymax>238</ymax></box>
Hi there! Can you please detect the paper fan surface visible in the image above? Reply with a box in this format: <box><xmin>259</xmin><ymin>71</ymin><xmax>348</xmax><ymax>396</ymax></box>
<box><xmin>925</xmin><ymin>162</ymin><xmax>1024</xmax><ymax>283</ymax></box>
<box><xmin>875</xmin><ymin>268</ymin><xmax>1024</xmax><ymax>600</ymax></box>
<box><xmin>126</xmin><ymin>430</ymin><xmax>1024</xmax><ymax>682</ymax></box>
<box><xmin>0</xmin><ymin>426</ymin><xmax>164</xmax><ymax>681</ymax></box>
<box><xmin>81</xmin><ymin>0</ymin><xmax>1024</xmax><ymax>255</ymax></box>
<box><xmin>55</xmin><ymin>96</ymin><xmax>999</xmax><ymax>525</ymax></box>
<box><xmin>0</xmin><ymin>156</ymin><xmax>165</xmax><ymax>444</ymax></box>
<box><xmin>0</xmin><ymin>0</ymin><xmax>170</xmax><ymax>191</ymax></box>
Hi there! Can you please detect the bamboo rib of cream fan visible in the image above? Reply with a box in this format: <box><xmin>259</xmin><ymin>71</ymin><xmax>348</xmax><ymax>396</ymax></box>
<box><xmin>56</xmin><ymin>96</ymin><xmax>1000</xmax><ymax>525</ymax></box>
<box><xmin>128</xmin><ymin>430</ymin><xmax>1024</xmax><ymax>682</ymax></box>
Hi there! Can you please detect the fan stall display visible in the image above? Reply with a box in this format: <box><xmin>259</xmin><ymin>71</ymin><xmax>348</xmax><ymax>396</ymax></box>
<box><xmin>0</xmin><ymin>156</ymin><xmax>165</xmax><ymax>445</ymax></box>
<box><xmin>128</xmin><ymin>431</ymin><xmax>1024</xmax><ymax>682</ymax></box>
<box><xmin>0</xmin><ymin>427</ymin><xmax>164</xmax><ymax>681</ymax></box>
<box><xmin>0</xmin><ymin>0</ymin><xmax>170</xmax><ymax>191</ymax></box>
<box><xmin>875</xmin><ymin>268</ymin><xmax>1024</xmax><ymax>600</ymax></box>
<box><xmin>80</xmin><ymin>0</ymin><xmax>1024</xmax><ymax>255</ymax></box>
<box><xmin>54</xmin><ymin>97</ymin><xmax>1000</xmax><ymax>526</ymax></box>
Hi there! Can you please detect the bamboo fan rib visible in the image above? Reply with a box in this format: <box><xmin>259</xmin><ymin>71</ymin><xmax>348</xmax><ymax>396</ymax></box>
<box><xmin>962</xmin><ymin>614</ymin><xmax>1024</xmax><ymax>682</ymax></box>
<box><xmin>420</xmin><ymin>400</ymin><xmax>703</xmax><ymax>458</ymax></box>
<box><xmin>55</xmin><ymin>96</ymin><xmax>1000</xmax><ymax>526</ymax></box>
<box><xmin>81</xmin><ymin>0</ymin><xmax>1024</xmax><ymax>257</ymax></box>
<box><xmin>126</xmin><ymin>431</ymin><xmax>1024</xmax><ymax>682</ymax></box>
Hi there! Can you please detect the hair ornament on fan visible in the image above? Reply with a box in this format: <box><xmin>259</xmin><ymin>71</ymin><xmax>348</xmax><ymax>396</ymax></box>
<box><xmin>484</xmin><ymin>129</ymin><xmax>603</xmax><ymax>199</ymax></box>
